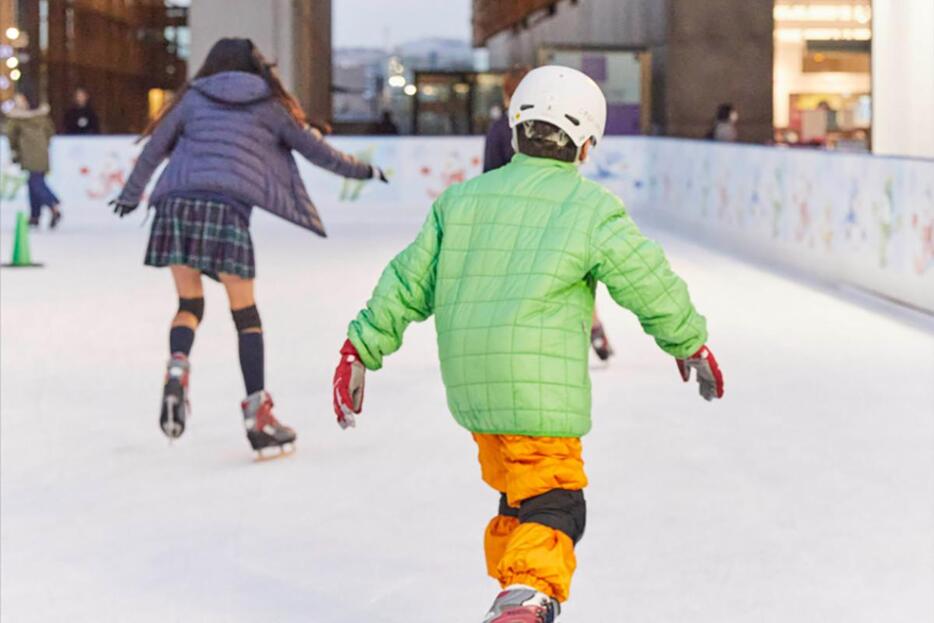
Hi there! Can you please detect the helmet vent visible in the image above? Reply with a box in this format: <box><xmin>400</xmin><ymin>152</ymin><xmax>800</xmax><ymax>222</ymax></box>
<box><xmin>520</xmin><ymin>104</ymin><xmax>535</xmax><ymax>110</ymax></box>
<box><xmin>564</xmin><ymin>114</ymin><xmax>581</xmax><ymax>126</ymax></box>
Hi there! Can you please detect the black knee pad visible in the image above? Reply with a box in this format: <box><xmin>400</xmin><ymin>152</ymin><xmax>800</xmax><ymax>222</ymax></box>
<box><xmin>232</xmin><ymin>305</ymin><xmax>262</xmax><ymax>333</ymax></box>
<box><xmin>518</xmin><ymin>488</ymin><xmax>586</xmax><ymax>544</ymax></box>
<box><xmin>498</xmin><ymin>492</ymin><xmax>519</xmax><ymax>518</ymax></box>
<box><xmin>178</xmin><ymin>297</ymin><xmax>204</xmax><ymax>323</ymax></box>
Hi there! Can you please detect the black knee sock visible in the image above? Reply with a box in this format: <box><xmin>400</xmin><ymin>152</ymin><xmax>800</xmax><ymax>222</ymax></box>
<box><xmin>238</xmin><ymin>332</ymin><xmax>265</xmax><ymax>395</ymax></box>
<box><xmin>169</xmin><ymin>326</ymin><xmax>195</xmax><ymax>356</ymax></box>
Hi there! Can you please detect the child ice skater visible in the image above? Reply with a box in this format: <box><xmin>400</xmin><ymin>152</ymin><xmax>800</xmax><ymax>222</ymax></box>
<box><xmin>113</xmin><ymin>38</ymin><xmax>384</xmax><ymax>456</ymax></box>
<box><xmin>332</xmin><ymin>66</ymin><xmax>723</xmax><ymax>621</ymax></box>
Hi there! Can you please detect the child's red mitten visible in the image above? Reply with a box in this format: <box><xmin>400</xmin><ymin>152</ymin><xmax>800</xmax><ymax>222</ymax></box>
<box><xmin>332</xmin><ymin>339</ymin><xmax>366</xmax><ymax>428</ymax></box>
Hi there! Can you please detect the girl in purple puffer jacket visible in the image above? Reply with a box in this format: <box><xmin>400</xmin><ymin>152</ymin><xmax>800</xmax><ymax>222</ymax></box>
<box><xmin>113</xmin><ymin>38</ymin><xmax>385</xmax><ymax>457</ymax></box>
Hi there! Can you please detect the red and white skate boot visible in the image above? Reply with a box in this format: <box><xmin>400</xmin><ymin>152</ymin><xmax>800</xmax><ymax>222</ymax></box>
<box><xmin>160</xmin><ymin>353</ymin><xmax>190</xmax><ymax>439</ymax></box>
<box><xmin>482</xmin><ymin>585</ymin><xmax>560</xmax><ymax>623</ymax></box>
<box><xmin>242</xmin><ymin>390</ymin><xmax>296</xmax><ymax>457</ymax></box>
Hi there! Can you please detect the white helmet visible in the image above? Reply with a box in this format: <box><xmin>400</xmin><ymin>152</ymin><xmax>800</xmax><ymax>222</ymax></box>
<box><xmin>508</xmin><ymin>65</ymin><xmax>607</xmax><ymax>154</ymax></box>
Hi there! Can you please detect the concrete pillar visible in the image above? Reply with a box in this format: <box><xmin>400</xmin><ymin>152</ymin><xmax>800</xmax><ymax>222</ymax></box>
<box><xmin>292</xmin><ymin>0</ymin><xmax>332</xmax><ymax>126</ymax></box>
<box><xmin>187</xmin><ymin>0</ymin><xmax>331</xmax><ymax>126</ymax></box>
<box><xmin>872</xmin><ymin>0</ymin><xmax>934</xmax><ymax>158</ymax></box>
<box><xmin>188</xmin><ymin>0</ymin><xmax>295</xmax><ymax>90</ymax></box>
<box><xmin>665</xmin><ymin>0</ymin><xmax>773</xmax><ymax>142</ymax></box>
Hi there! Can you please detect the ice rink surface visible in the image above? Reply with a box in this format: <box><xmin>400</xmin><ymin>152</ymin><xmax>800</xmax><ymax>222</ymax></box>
<box><xmin>2</xmin><ymin>206</ymin><xmax>933</xmax><ymax>622</ymax></box>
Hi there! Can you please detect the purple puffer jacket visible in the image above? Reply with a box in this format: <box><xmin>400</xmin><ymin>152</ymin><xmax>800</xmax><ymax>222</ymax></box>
<box><xmin>119</xmin><ymin>71</ymin><xmax>373</xmax><ymax>237</ymax></box>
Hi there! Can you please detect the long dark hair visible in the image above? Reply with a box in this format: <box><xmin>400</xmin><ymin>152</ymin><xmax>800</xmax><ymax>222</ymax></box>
<box><xmin>141</xmin><ymin>38</ymin><xmax>320</xmax><ymax>138</ymax></box>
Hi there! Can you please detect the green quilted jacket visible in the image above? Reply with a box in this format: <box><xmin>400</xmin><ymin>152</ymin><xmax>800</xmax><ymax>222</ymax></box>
<box><xmin>348</xmin><ymin>154</ymin><xmax>708</xmax><ymax>437</ymax></box>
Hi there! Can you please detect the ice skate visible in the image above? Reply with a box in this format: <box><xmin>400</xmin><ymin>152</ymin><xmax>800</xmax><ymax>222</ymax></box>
<box><xmin>160</xmin><ymin>353</ymin><xmax>190</xmax><ymax>440</ymax></box>
<box><xmin>242</xmin><ymin>390</ymin><xmax>296</xmax><ymax>459</ymax></box>
<box><xmin>590</xmin><ymin>322</ymin><xmax>614</xmax><ymax>361</ymax></box>
<box><xmin>49</xmin><ymin>208</ymin><xmax>62</xmax><ymax>229</ymax></box>
<box><xmin>482</xmin><ymin>585</ymin><xmax>560</xmax><ymax>623</ymax></box>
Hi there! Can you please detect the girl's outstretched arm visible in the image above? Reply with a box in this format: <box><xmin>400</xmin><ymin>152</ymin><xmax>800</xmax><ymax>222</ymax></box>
<box><xmin>279</xmin><ymin>117</ymin><xmax>374</xmax><ymax>180</ymax></box>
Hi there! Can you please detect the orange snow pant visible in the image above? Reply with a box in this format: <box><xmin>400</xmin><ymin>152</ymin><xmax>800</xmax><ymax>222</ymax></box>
<box><xmin>473</xmin><ymin>433</ymin><xmax>588</xmax><ymax>603</ymax></box>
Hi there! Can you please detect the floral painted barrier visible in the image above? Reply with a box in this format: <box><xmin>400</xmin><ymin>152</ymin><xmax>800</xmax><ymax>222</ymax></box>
<box><xmin>1</xmin><ymin>135</ymin><xmax>931</xmax><ymax>311</ymax></box>
<box><xmin>624</xmin><ymin>139</ymin><xmax>934</xmax><ymax>312</ymax></box>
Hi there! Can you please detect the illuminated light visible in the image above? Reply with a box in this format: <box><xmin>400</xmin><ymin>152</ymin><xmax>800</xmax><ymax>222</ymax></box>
<box><xmin>813</xmin><ymin>53</ymin><xmax>826</xmax><ymax>62</ymax></box>
<box><xmin>403</xmin><ymin>84</ymin><xmax>417</xmax><ymax>96</ymax></box>
<box><xmin>453</xmin><ymin>83</ymin><xmax>470</xmax><ymax>95</ymax></box>
<box><xmin>1</xmin><ymin>99</ymin><xmax>14</xmax><ymax>113</ymax></box>
<box><xmin>775</xmin><ymin>27</ymin><xmax>871</xmax><ymax>42</ymax></box>
<box><xmin>774</xmin><ymin>3</ymin><xmax>871</xmax><ymax>24</ymax></box>
<box><xmin>4</xmin><ymin>27</ymin><xmax>20</xmax><ymax>40</ymax></box>
<box><xmin>387</xmin><ymin>75</ymin><xmax>406</xmax><ymax>88</ymax></box>
<box><xmin>0</xmin><ymin>76</ymin><xmax>8</xmax><ymax>89</ymax></box>
<box><xmin>0</xmin><ymin>44</ymin><xmax>12</xmax><ymax>59</ymax></box>
<box><xmin>5</xmin><ymin>56</ymin><xmax>18</xmax><ymax>69</ymax></box>
<box><xmin>10</xmin><ymin>68</ymin><xmax>21</xmax><ymax>81</ymax></box>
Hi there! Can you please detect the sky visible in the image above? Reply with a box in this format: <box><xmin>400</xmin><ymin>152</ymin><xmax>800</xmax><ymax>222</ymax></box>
<box><xmin>333</xmin><ymin>0</ymin><xmax>471</xmax><ymax>48</ymax></box>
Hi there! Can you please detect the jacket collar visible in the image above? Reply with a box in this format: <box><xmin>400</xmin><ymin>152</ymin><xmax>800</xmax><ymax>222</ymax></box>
<box><xmin>510</xmin><ymin>153</ymin><xmax>578</xmax><ymax>170</ymax></box>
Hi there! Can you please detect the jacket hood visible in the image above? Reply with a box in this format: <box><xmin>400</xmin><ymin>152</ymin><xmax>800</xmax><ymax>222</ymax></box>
<box><xmin>192</xmin><ymin>71</ymin><xmax>271</xmax><ymax>105</ymax></box>
<box><xmin>5</xmin><ymin>104</ymin><xmax>51</xmax><ymax>119</ymax></box>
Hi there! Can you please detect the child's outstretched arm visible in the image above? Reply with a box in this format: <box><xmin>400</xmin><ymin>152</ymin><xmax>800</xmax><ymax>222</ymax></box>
<box><xmin>590</xmin><ymin>200</ymin><xmax>724</xmax><ymax>400</ymax></box>
<box><xmin>332</xmin><ymin>203</ymin><xmax>443</xmax><ymax>427</ymax></box>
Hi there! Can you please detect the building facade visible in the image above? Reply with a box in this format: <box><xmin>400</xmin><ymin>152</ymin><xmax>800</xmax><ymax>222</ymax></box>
<box><xmin>6</xmin><ymin>0</ymin><xmax>187</xmax><ymax>134</ymax></box>
<box><xmin>473</xmin><ymin>0</ymin><xmax>775</xmax><ymax>143</ymax></box>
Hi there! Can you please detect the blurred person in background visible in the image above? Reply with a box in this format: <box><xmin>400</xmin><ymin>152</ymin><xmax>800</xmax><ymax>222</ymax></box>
<box><xmin>817</xmin><ymin>100</ymin><xmax>838</xmax><ymax>133</ymax></box>
<box><xmin>709</xmin><ymin>103</ymin><xmax>738</xmax><ymax>142</ymax></box>
<box><xmin>484</xmin><ymin>65</ymin><xmax>615</xmax><ymax>362</ymax></box>
<box><xmin>111</xmin><ymin>37</ymin><xmax>387</xmax><ymax>457</ymax></box>
<box><xmin>63</xmin><ymin>87</ymin><xmax>100</xmax><ymax>135</ymax></box>
<box><xmin>5</xmin><ymin>93</ymin><xmax>63</xmax><ymax>228</ymax></box>
<box><xmin>483</xmin><ymin>65</ymin><xmax>530</xmax><ymax>173</ymax></box>
<box><xmin>375</xmin><ymin>110</ymin><xmax>399</xmax><ymax>135</ymax></box>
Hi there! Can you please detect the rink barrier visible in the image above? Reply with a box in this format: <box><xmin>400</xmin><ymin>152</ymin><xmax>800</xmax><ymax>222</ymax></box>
<box><xmin>1</xmin><ymin>135</ymin><xmax>932</xmax><ymax>312</ymax></box>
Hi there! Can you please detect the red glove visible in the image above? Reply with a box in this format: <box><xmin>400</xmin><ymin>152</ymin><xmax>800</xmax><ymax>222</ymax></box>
<box><xmin>332</xmin><ymin>339</ymin><xmax>366</xmax><ymax>429</ymax></box>
<box><xmin>677</xmin><ymin>345</ymin><xmax>724</xmax><ymax>401</ymax></box>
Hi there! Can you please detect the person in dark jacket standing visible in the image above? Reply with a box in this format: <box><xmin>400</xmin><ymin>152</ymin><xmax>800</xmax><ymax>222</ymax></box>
<box><xmin>63</xmin><ymin>87</ymin><xmax>100</xmax><ymax>135</ymax></box>
<box><xmin>112</xmin><ymin>38</ymin><xmax>386</xmax><ymax>457</ymax></box>
<box><xmin>483</xmin><ymin>66</ymin><xmax>529</xmax><ymax>173</ymax></box>
<box><xmin>5</xmin><ymin>93</ymin><xmax>63</xmax><ymax>228</ymax></box>
<box><xmin>484</xmin><ymin>66</ymin><xmax>615</xmax><ymax>361</ymax></box>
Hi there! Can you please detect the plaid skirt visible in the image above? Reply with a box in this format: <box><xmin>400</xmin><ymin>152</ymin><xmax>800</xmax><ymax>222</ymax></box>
<box><xmin>145</xmin><ymin>197</ymin><xmax>255</xmax><ymax>279</ymax></box>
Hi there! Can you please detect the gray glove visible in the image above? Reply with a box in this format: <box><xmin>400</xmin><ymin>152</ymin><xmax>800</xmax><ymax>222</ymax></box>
<box><xmin>676</xmin><ymin>345</ymin><xmax>724</xmax><ymax>401</ymax></box>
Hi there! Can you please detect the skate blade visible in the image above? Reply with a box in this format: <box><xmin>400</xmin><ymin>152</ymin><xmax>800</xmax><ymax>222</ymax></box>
<box><xmin>161</xmin><ymin>396</ymin><xmax>185</xmax><ymax>440</ymax></box>
<box><xmin>253</xmin><ymin>443</ymin><xmax>296</xmax><ymax>463</ymax></box>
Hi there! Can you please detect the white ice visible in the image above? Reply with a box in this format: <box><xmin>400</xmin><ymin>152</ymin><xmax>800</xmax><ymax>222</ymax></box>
<box><xmin>2</xmin><ymin>203</ymin><xmax>933</xmax><ymax>623</ymax></box>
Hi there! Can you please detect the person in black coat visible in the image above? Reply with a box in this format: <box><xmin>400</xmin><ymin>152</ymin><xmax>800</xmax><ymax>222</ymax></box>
<box><xmin>63</xmin><ymin>88</ymin><xmax>100</xmax><ymax>135</ymax></box>
<box><xmin>483</xmin><ymin>66</ymin><xmax>530</xmax><ymax>173</ymax></box>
